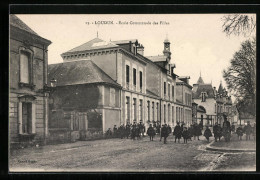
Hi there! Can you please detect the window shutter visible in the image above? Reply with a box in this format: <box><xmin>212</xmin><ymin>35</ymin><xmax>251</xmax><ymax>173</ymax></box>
<box><xmin>18</xmin><ymin>102</ymin><xmax>23</xmax><ymax>134</ymax></box>
<box><xmin>31</xmin><ymin>103</ymin><xmax>36</xmax><ymax>133</ymax></box>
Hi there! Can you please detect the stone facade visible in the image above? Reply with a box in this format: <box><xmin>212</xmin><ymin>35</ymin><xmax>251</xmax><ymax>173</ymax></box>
<box><xmin>58</xmin><ymin>36</ymin><xmax>191</xmax><ymax>132</ymax></box>
<box><xmin>9</xmin><ymin>15</ymin><xmax>51</xmax><ymax>148</ymax></box>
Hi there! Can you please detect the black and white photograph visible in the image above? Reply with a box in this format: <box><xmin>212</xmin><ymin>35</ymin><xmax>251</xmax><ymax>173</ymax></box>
<box><xmin>8</xmin><ymin>12</ymin><xmax>256</xmax><ymax>172</ymax></box>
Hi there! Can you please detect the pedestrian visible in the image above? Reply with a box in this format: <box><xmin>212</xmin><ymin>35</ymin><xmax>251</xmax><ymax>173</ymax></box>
<box><xmin>213</xmin><ymin>122</ymin><xmax>221</xmax><ymax>142</ymax></box>
<box><xmin>236</xmin><ymin>125</ymin><xmax>243</xmax><ymax>140</ymax></box>
<box><xmin>187</xmin><ymin>125</ymin><xmax>194</xmax><ymax>141</ymax></box>
<box><xmin>113</xmin><ymin>125</ymin><xmax>118</xmax><ymax>138</ymax></box>
<box><xmin>125</xmin><ymin>122</ymin><xmax>131</xmax><ymax>139</ymax></box>
<box><xmin>105</xmin><ymin>128</ymin><xmax>112</xmax><ymax>138</ymax></box>
<box><xmin>244</xmin><ymin>121</ymin><xmax>252</xmax><ymax>141</ymax></box>
<box><xmin>194</xmin><ymin>122</ymin><xmax>202</xmax><ymax>140</ymax></box>
<box><xmin>204</xmin><ymin>125</ymin><xmax>212</xmax><ymax>142</ymax></box>
<box><xmin>253</xmin><ymin>122</ymin><xmax>256</xmax><ymax>140</ymax></box>
<box><xmin>139</xmin><ymin>122</ymin><xmax>145</xmax><ymax>137</ymax></box>
<box><xmin>222</xmin><ymin>114</ymin><xmax>231</xmax><ymax>142</ymax></box>
<box><xmin>161</xmin><ymin>124</ymin><xmax>169</xmax><ymax>144</ymax></box>
<box><xmin>131</xmin><ymin>122</ymin><xmax>137</xmax><ymax>140</ymax></box>
<box><xmin>147</xmin><ymin>124</ymin><xmax>156</xmax><ymax>141</ymax></box>
<box><xmin>173</xmin><ymin>122</ymin><xmax>182</xmax><ymax>143</ymax></box>
<box><xmin>182</xmin><ymin>127</ymin><xmax>189</xmax><ymax>143</ymax></box>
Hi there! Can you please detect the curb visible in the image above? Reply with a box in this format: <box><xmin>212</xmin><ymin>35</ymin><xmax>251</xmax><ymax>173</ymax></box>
<box><xmin>206</xmin><ymin>141</ymin><xmax>256</xmax><ymax>153</ymax></box>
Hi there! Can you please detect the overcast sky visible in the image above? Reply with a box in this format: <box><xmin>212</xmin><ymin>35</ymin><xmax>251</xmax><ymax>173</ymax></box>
<box><xmin>16</xmin><ymin>14</ymin><xmax>255</xmax><ymax>91</ymax></box>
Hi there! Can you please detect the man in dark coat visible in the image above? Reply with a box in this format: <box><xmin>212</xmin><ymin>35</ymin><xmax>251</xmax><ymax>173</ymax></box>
<box><xmin>222</xmin><ymin>114</ymin><xmax>231</xmax><ymax>141</ymax></box>
<box><xmin>182</xmin><ymin>127</ymin><xmax>189</xmax><ymax>143</ymax></box>
<box><xmin>236</xmin><ymin>125</ymin><xmax>243</xmax><ymax>140</ymax></box>
<box><xmin>204</xmin><ymin>125</ymin><xmax>212</xmax><ymax>142</ymax></box>
<box><xmin>253</xmin><ymin>122</ymin><xmax>256</xmax><ymax>140</ymax></box>
<box><xmin>131</xmin><ymin>122</ymin><xmax>137</xmax><ymax>140</ymax></box>
<box><xmin>161</xmin><ymin>124</ymin><xmax>169</xmax><ymax>144</ymax></box>
<box><xmin>187</xmin><ymin>125</ymin><xmax>194</xmax><ymax>141</ymax></box>
<box><xmin>147</xmin><ymin>124</ymin><xmax>156</xmax><ymax>141</ymax></box>
<box><xmin>125</xmin><ymin>122</ymin><xmax>131</xmax><ymax>139</ymax></box>
<box><xmin>194</xmin><ymin>122</ymin><xmax>202</xmax><ymax>140</ymax></box>
<box><xmin>244</xmin><ymin>121</ymin><xmax>252</xmax><ymax>141</ymax></box>
<box><xmin>113</xmin><ymin>125</ymin><xmax>118</xmax><ymax>138</ymax></box>
<box><xmin>173</xmin><ymin>122</ymin><xmax>182</xmax><ymax>143</ymax></box>
<box><xmin>213</xmin><ymin>122</ymin><xmax>221</xmax><ymax>142</ymax></box>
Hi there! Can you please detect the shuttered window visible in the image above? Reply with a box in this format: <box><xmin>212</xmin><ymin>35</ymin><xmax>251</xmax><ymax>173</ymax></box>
<box><xmin>20</xmin><ymin>52</ymin><xmax>30</xmax><ymax>84</ymax></box>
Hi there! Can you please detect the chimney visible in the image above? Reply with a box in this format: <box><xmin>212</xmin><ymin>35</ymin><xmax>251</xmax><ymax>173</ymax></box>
<box><xmin>137</xmin><ymin>44</ymin><xmax>144</xmax><ymax>56</ymax></box>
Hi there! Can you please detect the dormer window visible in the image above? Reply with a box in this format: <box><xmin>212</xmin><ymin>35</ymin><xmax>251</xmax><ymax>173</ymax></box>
<box><xmin>201</xmin><ymin>92</ymin><xmax>206</xmax><ymax>102</ymax></box>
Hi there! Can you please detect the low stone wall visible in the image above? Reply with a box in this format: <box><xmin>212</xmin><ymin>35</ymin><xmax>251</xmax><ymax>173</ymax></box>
<box><xmin>80</xmin><ymin>129</ymin><xmax>104</xmax><ymax>140</ymax></box>
<box><xmin>48</xmin><ymin>128</ymin><xmax>71</xmax><ymax>144</ymax></box>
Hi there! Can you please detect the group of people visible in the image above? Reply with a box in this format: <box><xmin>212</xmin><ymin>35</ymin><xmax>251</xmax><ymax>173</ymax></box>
<box><xmin>105</xmin><ymin>116</ymin><xmax>256</xmax><ymax>144</ymax></box>
<box><xmin>105</xmin><ymin>122</ymin><xmax>146</xmax><ymax>140</ymax></box>
<box><xmin>235</xmin><ymin>121</ymin><xmax>256</xmax><ymax>141</ymax></box>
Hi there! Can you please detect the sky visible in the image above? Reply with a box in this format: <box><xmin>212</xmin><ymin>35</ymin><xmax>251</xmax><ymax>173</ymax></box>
<box><xmin>16</xmin><ymin>14</ymin><xmax>255</xmax><ymax>93</ymax></box>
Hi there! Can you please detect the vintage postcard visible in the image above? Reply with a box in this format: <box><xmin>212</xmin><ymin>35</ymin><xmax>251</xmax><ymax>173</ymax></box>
<box><xmin>9</xmin><ymin>13</ymin><xmax>256</xmax><ymax>172</ymax></box>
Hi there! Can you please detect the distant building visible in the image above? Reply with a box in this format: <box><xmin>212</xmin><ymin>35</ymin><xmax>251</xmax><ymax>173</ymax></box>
<box><xmin>9</xmin><ymin>15</ymin><xmax>51</xmax><ymax>148</ymax></box>
<box><xmin>192</xmin><ymin>75</ymin><xmax>233</xmax><ymax>126</ymax></box>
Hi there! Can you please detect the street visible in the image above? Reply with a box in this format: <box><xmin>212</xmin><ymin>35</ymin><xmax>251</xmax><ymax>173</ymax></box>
<box><xmin>9</xmin><ymin>135</ymin><xmax>256</xmax><ymax>172</ymax></box>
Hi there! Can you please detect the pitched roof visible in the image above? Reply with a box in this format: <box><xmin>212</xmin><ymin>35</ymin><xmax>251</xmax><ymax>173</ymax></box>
<box><xmin>63</xmin><ymin>38</ymin><xmax>118</xmax><ymax>54</ymax></box>
<box><xmin>218</xmin><ymin>82</ymin><xmax>224</xmax><ymax>93</ymax></box>
<box><xmin>193</xmin><ymin>84</ymin><xmax>215</xmax><ymax>99</ymax></box>
<box><xmin>48</xmin><ymin>60</ymin><xmax>120</xmax><ymax>87</ymax></box>
<box><xmin>10</xmin><ymin>14</ymin><xmax>39</xmax><ymax>36</ymax></box>
<box><xmin>197</xmin><ymin>76</ymin><xmax>204</xmax><ymax>84</ymax></box>
<box><xmin>145</xmin><ymin>55</ymin><xmax>168</xmax><ymax>62</ymax></box>
<box><xmin>112</xmin><ymin>39</ymin><xmax>138</xmax><ymax>44</ymax></box>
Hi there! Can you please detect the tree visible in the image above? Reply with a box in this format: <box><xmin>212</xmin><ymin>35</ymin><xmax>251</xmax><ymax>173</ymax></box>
<box><xmin>222</xmin><ymin>14</ymin><xmax>256</xmax><ymax>37</ymax></box>
<box><xmin>223</xmin><ymin>38</ymin><xmax>256</xmax><ymax>117</ymax></box>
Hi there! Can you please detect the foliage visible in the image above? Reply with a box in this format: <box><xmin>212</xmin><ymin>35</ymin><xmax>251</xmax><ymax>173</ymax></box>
<box><xmin>222</xmin><ymin>14</ymin><xmax>256</xmax><ymax>37</ymax></box>
<box><xmin>223</xmin><ymin>38</ymin><xmax>256</xmax><ymax>116</ymax></box>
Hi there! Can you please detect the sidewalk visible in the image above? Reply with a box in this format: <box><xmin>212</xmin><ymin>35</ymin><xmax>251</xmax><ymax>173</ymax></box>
<box><xmin>206</xmin><ymin>133</ymin><xmax>256</xmax><ymax>152</ymax></box>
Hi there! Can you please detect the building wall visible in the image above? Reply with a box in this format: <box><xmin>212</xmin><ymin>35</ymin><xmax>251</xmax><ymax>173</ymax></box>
<box><xmin>146</xmin><ymin>62</ymin><xmax>161</xmax><ymax>96</ymax></box>
<box><xmin>9</xmin><ymin>27</ymin><xmax>50</xmax><ymax>148</ymax></box>
<box><xmin>194</xmin><ymin>98</ymin><xmax>216</xmax><ymax>116</ymax></box>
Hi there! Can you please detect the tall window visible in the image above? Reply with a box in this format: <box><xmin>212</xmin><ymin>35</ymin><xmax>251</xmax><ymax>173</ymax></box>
<box><xmin>157</xmin><ymin>103</ymin><xmax>159</xmax><ymax>122</ymax></box>
<box><xmin>20</xmin><ymin>51</ymin><xmax>30</xmax><ymax>84</ymax></box>
<box><xmin>164</xmin><ymin>82</ymin><xmax>166</xmax><ymax>95</ymax></box>
<box><xmin>139</xmin><ymin>100</ymin><xmax>143</xmax><ymax>122</ymax></box>
<box><xmin>152</xmin><ymin>102</ymin><xmax>155</xmax><ymax>121</ymax></box>
<box><xmin>172</xmin><ymin>85</ymin><xmax>174</xmax><ymax>100</ymax></box>
<box><xmin>164</xmin><ymin>104</ymin><xmax>166</xmax><ymax>123</ymax></box>
<box><xmin>168</xmin><ymin>84</ymin><xmax>170</xmax><ymax>98</ymax></box>
<box><xmin>133</xmin><ymin>68</ymin><xmax>136</xmax><ymax>86</ymax></box>
<box><xmin>172</xmin><ymin>106</ymin><xmax>174</xmax><ymax>124</ymax></box>
<box><xmin>201</xmin><ymin>92</ymin><xmax>206</xmax><ymax>102</ymax></box>
<box><xmin>109</xmin><ymin>88</ymin><xmax>115</xmax><ymax>106</ymax></box>
<box><xmin>126</xmin><ymin>65</ymin><xmax>130</xmax><ymax>84</ymax></box>
<box><xmin>139</xmin><ymin>71</ymin><xmax>143</xmax><ymax>91</ymax></box>
<box><xmin>133</xmin><ymin>98</ymin><xmax>137</xmax><ymax>122</ymax></box>
<box><xmin>168</xmin><ymin>104</ymin><xmax>170</xmax><ymax>123</ymax></box>
<box><xmin>126</xmin><ymin>96</ymin><xmax>130</xmax><ymax>123</ymax></box>
<box><xmin>22</xmin><ymin>102</ymin><xmax>32</xmax><ymax>134</ymax></box>
<box><xmin>147</xmin><ymin>101</ymin><xmax>150</xmax><ymax>121</ymax></box>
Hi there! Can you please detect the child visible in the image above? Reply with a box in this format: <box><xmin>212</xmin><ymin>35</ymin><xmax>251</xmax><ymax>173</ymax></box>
<box><xmin>236</xmin><ymin>125</ymin><xmax>243</xmax><ymax>140</ymax></box>
<box><xmin>204</xmin><ymin>126</ymin><xmax>212</xmax><ymax>142</ymax></box>
<box><xmin>182</xmin><ymin>127</ymin><xmax>189</xmax><ymax>144</ymax></box>
<box><xmin>147</xmin><ymin>124</ymin><xmax>156</xmax><ymax>141</ymax></box>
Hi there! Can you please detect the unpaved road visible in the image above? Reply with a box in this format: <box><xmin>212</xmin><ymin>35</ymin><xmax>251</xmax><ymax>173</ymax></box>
<box><xmin>9</xmin><ymin>135</ymin><xmax>256</xmax><ymax>172</ymax></box>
